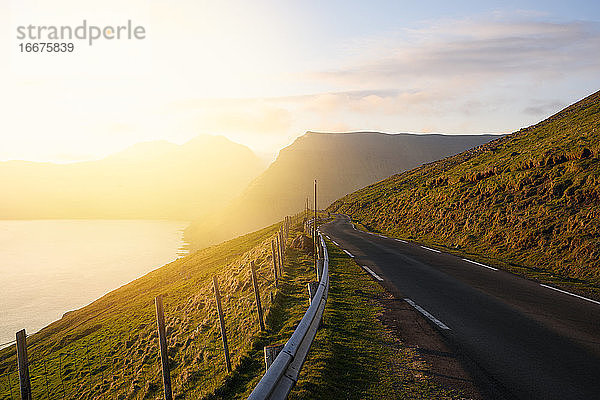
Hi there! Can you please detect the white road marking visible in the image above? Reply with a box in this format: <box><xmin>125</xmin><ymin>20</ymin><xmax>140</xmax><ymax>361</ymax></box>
<box><xmin>395</xmin><ymin>238</ymin><xmax>407</xmax><ymax>243</ymax></box>
<box><xmin>362</xmin><ymin>266</ymin><xmax>383</xmax><ymax>281</ymax></box>
<box><xmin>342</xmin><ymin>249</ymin><xmax>355</xmax><ymax>258</ymax></box>
<box><xmin>462</xmin><ymin>258</ymin><xmax>498</xmax><ymax>271</ymax></box>
<box><xmin>405</xmin><ymin>298</ymin><xmax>450</xmax><ymax>330</ymax></box>
<box><xmin>540</xmin><ymin>284</ymin><xmax>600</xmax><ymax>306</ymax></box>
<box><xmin>331</xmin><ymin>240</ymin><xmax>340</xmax><ymax>246</ymax></box>
<box><xmin>352</xmin><ymin>223</ymin><xmax>356</xmax><ymax>229</ymax></box>
<box><xmin>420</xmin><ymin>245</ymin><xmax>441</xmax><ymax>253</ymax></box>
<box><xmin>325</xmin><ymin>235</ymin><xmax>330</xmax><ymax>240</ymax></box>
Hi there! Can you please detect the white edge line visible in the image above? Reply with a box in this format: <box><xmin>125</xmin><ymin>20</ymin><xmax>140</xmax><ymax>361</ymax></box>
<box><xmin>342</xmin><ymin>249</ymin><xmax>355</xmax><ymax>258</ymax></box>
<box><xmin>420</xmin><ymin>245</ymin><xmax>441</xmax><ymax>253</ymax></box>
<box><xmin>405</xmin><ymin>298</ymin><xmax>450</xmax><ymax>330</ymax></box>
<box><xmin>362</xmin><ymin>266</ymin><xmax>383</xmax><ymax>281</ymax></box>
<box><xmin>540</xmin><ymin>284</ymin><xmax>600</xmax><ymax>306</ymax></box>
<box><xmin>461</xmin><ymin>258</ymin><xmax>498</xmax><ymax>271</ymax></box>
<box><xmin>331</xmin><ymin>240</ymin><xmax>340</xmax><ymax>246</ymax></box>
<box><xmin>395</xmin><ymin>238</ymin><xmax>407</xmax><ymax>243</ymax></box>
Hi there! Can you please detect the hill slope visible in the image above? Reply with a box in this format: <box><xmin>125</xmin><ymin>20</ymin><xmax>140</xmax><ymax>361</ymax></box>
<box><xmin>0</xmin><ymin>219</ymin><xmax>291</xmax><ymax>399</ymax></box>
<box><xmin>0</xmin><ymin>135</ymin><xmax>264</xmax><ymax>220</ymax></box>
<box><xmin>186</xmin><ymin>132</ymin><xmax>498</xmax><ymax>249</ymax></box>
<box><xmin>329</xmin><ymin>90</ymin><xmax>600</xmax><ymax>291</ymax></box>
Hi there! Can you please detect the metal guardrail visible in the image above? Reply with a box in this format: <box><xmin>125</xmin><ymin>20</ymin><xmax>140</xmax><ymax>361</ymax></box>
<box><xmin>247</xmin><ymin>232</ymin><xmax>329</xmax><ymax>400</ymax></box>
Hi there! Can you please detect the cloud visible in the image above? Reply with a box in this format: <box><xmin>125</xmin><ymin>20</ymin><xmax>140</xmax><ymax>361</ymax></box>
<box><xmin>152</xmin><ymin>14</ymin><xmax>600</xmax><ymax>152</ymax></box>
<box><xmin>311</xmin><ymin>17</ymin><xmax>600</xmax><ymax>88</ymax></box>
<box><xmin>523</xmin><ymin>100</ymin><xmax>564</xmax><ymax>116</ymax></box>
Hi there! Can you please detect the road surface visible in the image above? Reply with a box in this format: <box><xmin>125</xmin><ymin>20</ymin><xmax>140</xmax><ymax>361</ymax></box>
<box><xmin>321</xmin><ymin>215</ymin><xmax>600</xmax><ymax>400</ymax></box>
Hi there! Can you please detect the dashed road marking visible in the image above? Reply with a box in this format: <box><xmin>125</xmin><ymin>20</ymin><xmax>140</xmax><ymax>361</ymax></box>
<box><xmin>420</xmin><ymin>245</ymin><xmax>441</xmax><ymax>253</ymax></box>
<box><xmin>405</xmin><ymin>298</ymin><xmax>450</xmax><ymax>330</ymax></box>
<box><xmin>395</xmin><ymin>238</ymin><xmax>407</xmax><ymax>243</ymax></box>
<box><xmin>362</xmin><ymin>266</ymin><xmax>383</xmax><ymax>281</ymax></box>
<box><xmin>342</xmin><ymin>249</ymin><xmax>355</xmax><ymax>258</ymax></box>
<box><xmin>331</xmin><ymin>240</ymin><xmax>340</xmax><ymax>246</ymax></box>
<box><xmin>540</xmin><ymin>284</ymin><xmax>600</xmax><ymax>306</ymax></box>
<box><xmin>462</xmin><ymin>258</ymin><xmax>498</xmax><ymax>271</ymax></box>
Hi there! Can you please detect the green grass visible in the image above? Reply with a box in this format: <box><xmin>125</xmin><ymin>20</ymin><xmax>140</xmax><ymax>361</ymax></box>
<box><xmin>290</xmin><ymin>241</ymin><xmax>463</xmax><ymax>399</ymax></box>
<box><xmin>329</xmin><ymin>89</ymin><xmax>600</xmax><ymax>299</ymax></box>
<box><xmin>199</xmin><ymin>235</ymin><xmax>464</xmax><ymax>399</ymax></box>
<box><xmin>0</xmin><ymin>212</ymin><xmax>478</xmax><ymax>400</ymax></box>
<box><xmin>204</xmin><ymin>246</ymin><xmax>318</xmax><ymax>399</ymax></box>
<box><xmin>0</xmin><ymin>217</ymin><xmax>300</xmax><ymax>400</ymax></box>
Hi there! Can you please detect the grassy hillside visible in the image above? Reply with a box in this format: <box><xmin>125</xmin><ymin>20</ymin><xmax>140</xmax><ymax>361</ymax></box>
<box><xmin>186</xmin><ymin>132</ymin><xmax>498</xmax><ymax>250</ymax></box>
<box><xmin>0</xmin><ymin>135</ymin><xmax>264</xmax><ymax>220</ymax></box>
<box><xmin>329</xmin><ymin>89</ymin><xmax>600</xmax><ymax>296</ymax></box>
<box><xmin>0</xmin><ymin>218</ymin><xmax>291</xmax><ymax>399</ymax></box>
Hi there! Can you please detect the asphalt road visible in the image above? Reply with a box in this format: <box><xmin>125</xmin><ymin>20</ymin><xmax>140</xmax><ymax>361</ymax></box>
<box><xmin>320</xmin><ymin>215</ymin><xmax>600</xmax><ymax>400</ymax></box>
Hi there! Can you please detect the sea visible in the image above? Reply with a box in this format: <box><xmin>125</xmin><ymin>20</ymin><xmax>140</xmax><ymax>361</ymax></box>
<box><xmin>0</xmin><ymin>219</ymin><xmax>189</xmax><ymax>346</ymax></box>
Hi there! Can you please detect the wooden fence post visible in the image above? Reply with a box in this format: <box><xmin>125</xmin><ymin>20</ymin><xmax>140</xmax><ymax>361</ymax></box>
<box><xmin>276</xmin><ymin>236</ymin><xmax>282</xmax><ymax>276</ymax></box>
<box><xmin>278</xmin><ymin>230</ymin><xmax>284</xmax><ymax>268</ymax></box>
<box><xmin>307</xmin><ymin>282</ymin><xmax>323</xmax><ymax>327</ymax></box>
<box><xmin>286</xmin><ymin>216</ymin><xmax>289</xmax><ymax>240</ymax></box>
<box><xmin>213</xmin><ymin>276</ymin><xmax>232</xmax><ymax>372</ymax></box>
<box><xmin>250</xmin><ymin>261</ymin><xmax>266</xmax><ymax>331</ymax></box>
<box><xmin>271</xmin><ymin>239</ymin><xmax>279</xmax><ymax>287</ymax></box>
<box><xmin>16</xmin><ymin>329</ymin><xmax>31</xmax><ymax>400</ymax></box>
<box><xmin>155</xmin><ymin>296</ymin><xmax>173</xmax><ymax>400</ymax></box>
<box><xmin>274</xmin><ymin>236</ymin><xmax>280</xmax><ymax>275</ymax></box>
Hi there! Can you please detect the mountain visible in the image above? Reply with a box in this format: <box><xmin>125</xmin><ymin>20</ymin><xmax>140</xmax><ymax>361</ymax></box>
<box><xmin>185</xmin><ymin>132</ymin><xmax>498</xmax><ymax>249</ymax></box>
<box><xmin>329</xmin><ymin>90</ymin><xmax>600</xmax><ymax>289</ymax></box>
<box><xmin>0</xmin><ymin>135</ymin><xmax>265</xmax><ymax>220</ymax></box>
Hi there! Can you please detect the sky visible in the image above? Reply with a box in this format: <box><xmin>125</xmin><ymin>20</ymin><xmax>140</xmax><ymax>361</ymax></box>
<box><xmin>1</xmin><ymin>0</ymin><xmax>599</xmax><ymax>162</ymax></box>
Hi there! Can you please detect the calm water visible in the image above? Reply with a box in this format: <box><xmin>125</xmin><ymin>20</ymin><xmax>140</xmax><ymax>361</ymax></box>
<box><xmin>0</xmin><ymin>220</ymin><xmax>189</xmax><ymax>345</ymax></box>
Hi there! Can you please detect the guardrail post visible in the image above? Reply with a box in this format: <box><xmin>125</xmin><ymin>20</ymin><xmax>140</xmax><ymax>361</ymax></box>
<box><xmin>307</xmin><ymin>282</ymin><xmax>319</xmax><ymax>304</ymax></box>
<box><xmin>155</xmin><ymin>296</ymin><xmax>173</xmax><ymax>400</ymax></box>
<box><xmin>213</xmin><ymin>276</ymin><xmax>232</xmax><ymax>372</ymax></box>
<box><xmin>264</xmin><ymin>344</ymin><xmax>284</xmax><ymax>371</ymax></box>
<box><xmin>316</xmin><ymin>258</ymin><xmax>323</xmax><ymax>282</ymax></box>
<box><xmin>271</xmin><ymin>239</ymin><xmax>279</xmax><ymax>287</ymax></box>
<box><xmin>250</xmin><ymin>261</ymin><xmax>266</xmax><ymax>331</ymax></box>
<box><xmin>317</xmin><ymin>235</ymin><xmax>323</xmax><ymax>260</ymax></box>
<box><xmin>16</xmin><ymin>329</ymin><xmax>32</xmax><ymax>400</ymax></box>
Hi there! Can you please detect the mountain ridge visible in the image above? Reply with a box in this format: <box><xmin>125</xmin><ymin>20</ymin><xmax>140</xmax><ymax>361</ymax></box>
<box><xmin>0</xmin><ymin>135</ymin><xmax>265</xmax><ymax>220</ymax></box>
<box><xmin>185</xmin><ymin>131</ymin><xmax>499</xmax><ymax>249</ymax></box>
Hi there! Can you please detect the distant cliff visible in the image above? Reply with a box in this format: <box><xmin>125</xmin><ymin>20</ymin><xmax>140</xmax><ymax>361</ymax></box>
<box><xmin>186</xmin><ymin>131</ymin><xmax>497</xmax><ymax>249</ymax></box>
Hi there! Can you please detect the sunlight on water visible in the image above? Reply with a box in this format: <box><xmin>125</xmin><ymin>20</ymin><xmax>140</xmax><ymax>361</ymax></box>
<box><xmin>0</xmin><ymin>220</ymin><xmax>189</xmax><ymax>345</ymax></box>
